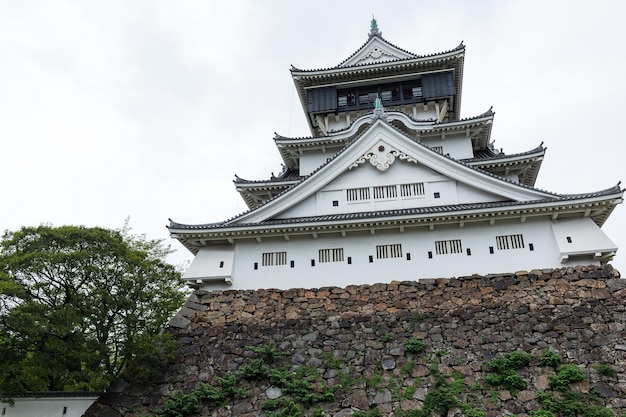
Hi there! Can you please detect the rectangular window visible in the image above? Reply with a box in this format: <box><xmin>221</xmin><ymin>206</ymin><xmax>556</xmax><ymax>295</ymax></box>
<box><xmin>400</xmin><ymin>183</ymin><xmax>425</xmax><ymax>197</ymax></box>
<box><xmin>373</xmin><ymin>185</ymin><xmax>397</xmax><ymax>199</ymax></box>
<box><xmin>376</xmin><ymin>243</ymin><xmax>403</xmax><ymax>259</ymax></box>
<box><xmin>435</xmin><ymin>239</ymin><xmax>463</xmax><ymax>255</ymax></box>
<box><xmin>496</xmin><ymin>234</ymin><xmax>525</xmax><ymax>250</ymax></box>
<box><xmin>262</xmin><ymin>251</ymin><xmax>287</xmax><ymax>266</ymax></box>
<box><xmin>347</xmin><ymin>187</ymin><xmax>370</xmax><ymax>202</ymax></box>
<box><xmin>319</xmin><ymin>248</ymin><xmax>344</xmax><ymax>263</ymax></box>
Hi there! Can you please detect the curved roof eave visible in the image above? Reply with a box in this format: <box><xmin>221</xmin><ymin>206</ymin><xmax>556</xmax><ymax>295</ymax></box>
<box><xmin>168</xmin><ymin>185</ymin><xmax>623</xmax><ymax>238</ymax></box>
<box><xmin>172</xmin><ymin>119</ymin><xmax>605</xmax><ymax>232</ymax></box>
<box><xmin>291</xmin><ymin>41</ymin><xmax>465</xmax><ymax>75</ymax></box>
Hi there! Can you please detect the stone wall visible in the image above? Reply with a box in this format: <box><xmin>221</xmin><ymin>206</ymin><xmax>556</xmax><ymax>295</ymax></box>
<box><xmin>86</xmin><ymin>265</ymin><xmax>626</xmax><ymax>417</ymax></box>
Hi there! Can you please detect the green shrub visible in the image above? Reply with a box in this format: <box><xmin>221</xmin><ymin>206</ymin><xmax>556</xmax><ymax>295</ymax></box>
<box><xmin>239</xmin><ymin>358</ymin><xmax>269</xmax><ymax>379</ymax></box>
<box><xmin>584</xmin><ymin>406</ymin><xmax>615</xmax><ymax>417</ymax></box>
<box><xmin>485</xmin><ymin>350</ymin><xmax>534</xmax><ymax>373</ymax></box>
<box><xmin>246</xmin><ymin>339</ymin><xmax>288</xmax><ymax>363</ymax></box>
<box><xmin>463</xmin><ymin>406</ymin><xmax>487</xmax><ymax>417</ymax></box>
<box><xmin>404</xmin><ymin>338</ymin><xmax>427</xmax><ymax>354</ymax></box>
<box><xmin>596</xmin><ymin>364</ymin><xmax>617</xmax><ymax>379</ymax></box>
<box><xmin>158</xmin><ymin>390</ymin><xmax>201</xmax><ymax>417</ymax></box>
<box><xmin>538</xmin><ymin>349</ymin><xmax>562</xmax><ymax>368</ymax></box>
<box><xmin>261</xmin><ymin>397</ymin><xmax>302</xmax><ymax>417</ymax></box>
<box><xmin>548</xmin><ymin>364</ymin><xmax>585</xmax><ymax>391</ymax></box>
<box><xmin>529</xmin><ymin>410</ymin><xmax>555</xmax><ymax>417</ymax></box>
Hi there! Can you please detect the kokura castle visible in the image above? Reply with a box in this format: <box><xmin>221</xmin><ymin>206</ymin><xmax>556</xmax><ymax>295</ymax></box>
<box><xmin>169</xmin><ymin>20</ymin><xmax>623</xmax><ymax>291</ymax></box>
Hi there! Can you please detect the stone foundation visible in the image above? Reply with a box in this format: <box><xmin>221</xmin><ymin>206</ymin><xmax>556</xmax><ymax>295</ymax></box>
<box><xmin>86</xmin><ymin>265</ymin><xmax>626</xmax><ymax>416</ymax></box>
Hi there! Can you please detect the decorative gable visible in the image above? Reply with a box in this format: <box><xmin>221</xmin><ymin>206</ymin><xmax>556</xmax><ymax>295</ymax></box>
<box><xmin>338</xmin><ymin>36</ymin><xmax>416</xmax><ymax>68</ymax></box>
<box><xmin>228</xmin><ymin>119</ymin><xmax>556</xmax><ymax>225</ymax></box>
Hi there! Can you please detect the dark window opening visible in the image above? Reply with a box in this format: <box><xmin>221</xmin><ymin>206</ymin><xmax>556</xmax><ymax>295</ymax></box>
<box><xmin>406</xmin><ymin>252</ymin><xmax>411</xmax><ymax>261</ymax></box>
<box><xmin>428</xmin><ymin>251</ymin><xmax>433</xmax><ymax>259</ymax></box>
<box><xmin>311</xmin><ymin>259</ymin><xmax>315</xmax><ymax>267</ymax></box>
<box><xmin>219</xmin><ymin>261</ymin><xmax>224</xmax><ymax>268</ymax></box>
<box><xmin>489</xmin><ymin>246</ymin><xmax>494</xmax><ymax>254</ymax></box>
<box><xmin>332</xmin><ymin>200</ymin><xmax>339</xmax><ymax>207</ymax></box>
<box><xmin>434</xmin><ymin>192</ymin><xmax>440</xmax><ymax>198</ymax></box>
<box><xmin>347</xmin><ymin>256</ymin><xmax>352</xmax><ymax>264</ymax></box>
<box><xmin>529</xmin><ymin>243</ymin><xmax>534</xmax><ymax>251</ymax></box>
<box><xmin>466</xmin><ymin>248</ymin><xmax>472</xmax><ymax>256</ymax></box>
<box><xmin>254</xmin><ymin>262</ymin><xmax>258</xmax><ymax>270</ymax></box>
<box><xmin>290</xmin><ymin>260</ymin><xmax>295</xmax><ymax>268</ymax></box>
<box><xmin>566</xmin><ymin>236</ymin><xmax>572</xmax><ymax>243</ymax></box>
<box><xmin>368</xmin><ymin>255</ymin><xmax>373</xmax><ymax>263</ymax></box>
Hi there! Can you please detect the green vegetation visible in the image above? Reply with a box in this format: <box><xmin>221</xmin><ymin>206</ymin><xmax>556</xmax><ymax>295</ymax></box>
<box><xmin>547</xmin><ymin>364</ymin><xmax>585</xmax><ymax>391</ymax></box>
<box><xmin>596</xmin><ymin>364</ymin><xmax>618</xmax><ymax>379</ymax></box>
<box><xmin>404</xmin><ymin>338</ymin><xmax>428</xmax><ymax>354</ymax></box>
<box><xmin>0</xmin><ymin>225</ymin><xmax>185</xmax><ymax>398</ymax></box>
<box><xmin>483</xmin><ymin>350</ymin><xmax>533</xmax><ymax>393</ymax></box>
<box><xmin>538</xmin><ymin>349</ymin><xmax>563</xmax><ymax>369</ymax></box>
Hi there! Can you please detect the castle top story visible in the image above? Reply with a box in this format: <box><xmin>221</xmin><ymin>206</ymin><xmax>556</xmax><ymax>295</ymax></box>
<box><xmin>168</xmin><ymin>20</ymin><xmax>623</xmax><ymax>291</ymax></box>
<box><xmin>291</xmin><ymin>17</ymin><xmax>465</xmax><ymax>137</ymax></box>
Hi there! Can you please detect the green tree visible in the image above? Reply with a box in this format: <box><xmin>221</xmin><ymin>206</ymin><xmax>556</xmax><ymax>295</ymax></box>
<box><xmin>0</xmin><ymin>225</ymin><xmax>186</xmax><ymax>397</ymax></box>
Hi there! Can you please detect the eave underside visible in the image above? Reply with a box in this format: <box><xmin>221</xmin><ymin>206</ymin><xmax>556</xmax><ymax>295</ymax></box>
<box><xmin>170</xmin><ymin>194</ymin><xmax>622</xmax><ymax>254</ymax></box>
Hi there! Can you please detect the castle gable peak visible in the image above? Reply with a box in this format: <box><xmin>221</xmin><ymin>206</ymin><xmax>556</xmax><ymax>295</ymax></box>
<box><xmin>338</xmin><ymin>36</ymin><xmax>416</xmax><ymax>68</ymax></box>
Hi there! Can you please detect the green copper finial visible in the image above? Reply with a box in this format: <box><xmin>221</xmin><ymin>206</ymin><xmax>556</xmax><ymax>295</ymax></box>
<box><xmin>371</xmin><ymin>15</ymin><xmax>378</xmax><ymax>30</ymax></box>
<box><xmin>374</xmin><ymin>95</ymin><xmax>383</xmax><ymax>109</ymax></box>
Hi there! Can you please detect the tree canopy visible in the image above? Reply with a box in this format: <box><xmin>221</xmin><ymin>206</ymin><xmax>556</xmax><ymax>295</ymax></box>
<box><xmin>0</xmin><ymin>225</ymin><xmax>186</xmax><ymax>396</ymax></box>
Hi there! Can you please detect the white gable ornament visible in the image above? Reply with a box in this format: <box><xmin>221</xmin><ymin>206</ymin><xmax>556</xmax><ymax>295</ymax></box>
<box><xmin>349</xmin><ymin>140</ymin><xmax>418</xmax><ymax>172</ymax></box>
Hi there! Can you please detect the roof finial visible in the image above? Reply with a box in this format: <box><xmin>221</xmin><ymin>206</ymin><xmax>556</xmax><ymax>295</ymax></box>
<box><xmin>374</xmin><ymin>95</ymin><xmax>383</xmax><ymax>109</ymax></box>
<box><xmin>369</xmin><ymin>15</ymin><xmax>381</xmax><ymax>38</ymax></box>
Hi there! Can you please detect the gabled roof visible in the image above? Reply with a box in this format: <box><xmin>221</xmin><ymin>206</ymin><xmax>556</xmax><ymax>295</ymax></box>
<box><xmin>290</xmin><ymin>22</ymin><xmax>465</xmax><ymax>134</ymax></box>
<box><xmin>169</xmin><ymin>114</ymin><xmax>624</xmax><ymax>248</ymax></box>
<box><xmin>464</xmin><ymin>144</ymin><xmax>546</xmax><ymax>187</ymax></box>
<box><xmin>169</xmin><ymin>184</ymin><xmax>623</xmax><ymax>255</ymax></box>
<box><xmin>234</xmin><ymin>168</ymin><xmax>302</xmax><ymax>209</ymax></box>
<box><xmin>274</xmin><ymin>109</ymin><xmax>495</xmax><ymax>170</ymax></box>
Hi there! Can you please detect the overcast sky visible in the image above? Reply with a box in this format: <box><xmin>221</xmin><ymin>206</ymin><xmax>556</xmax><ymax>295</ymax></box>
<box><xmin>1</xmin><ymin>1</ymin><xmax>625</xmax><ymax>273</ymax></box>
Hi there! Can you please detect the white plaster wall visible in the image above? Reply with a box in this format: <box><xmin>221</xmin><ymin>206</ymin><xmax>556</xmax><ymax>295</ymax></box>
<box><xmin>2</xmin><ymin>397</ymin><xmax>99</xmax><ymax>417</ymax></box>
<box><xmin>277</xmin><ymin>160</ymin><xmax>508</xmax><ymax>220</ymax></box>
<box><xmin>420</xmin><ymin>134</ymin><xmax>474</xmax><ymax>159</ymax></box>
<box><xmin>299</xmin><ymin>151</ymin><xmax>335</xmax><ymax>176</ymax></box>
<box><xmin>193</xmin><ymin>217</ymin><xmax>606</xmax><ymax>291</ymax></box>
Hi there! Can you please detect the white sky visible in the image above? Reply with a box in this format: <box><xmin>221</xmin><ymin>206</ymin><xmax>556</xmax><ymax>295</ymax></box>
<box><xmin>1</xmin><ymin>1</ymin><xmax>625</xmax><ymax>273</ymax></box>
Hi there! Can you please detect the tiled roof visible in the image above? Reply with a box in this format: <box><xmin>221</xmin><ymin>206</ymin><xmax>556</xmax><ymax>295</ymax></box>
<box><xmin>291</xmin><ymin>38</ymin><xmax>464</xmax><ymax>73</ymax></box>
<box><xmin>184</xmin><ymin>117</ymin><xmax>561</xmax><ymax>228</ymax></box>
<box><xmin>275</xmin><ymin>108</ymin><xmax>494</xmax><ymax>143</ymax></box>
<box><xmin>464</xmin><ymin>144</ymin><xmax>545</xmax><ymax>163</ymax></box>
<box><xmin>234</xmin><ymin>168</ymin><xmax>302</xmax><ymax>185</ymax></box>
<box><xmin>168</xmin><ymin>184</ymin><xmax>623</xmax><ymax>231</ymax></box>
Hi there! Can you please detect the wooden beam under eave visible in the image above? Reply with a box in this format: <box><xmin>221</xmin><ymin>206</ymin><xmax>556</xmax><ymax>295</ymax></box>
<box><xmin>284</xmin><ymin>234</ymin><xmax>290</xmax><ymax>241</ymax></box>
<box><xmin>552</xmin><ymin>213</ymin><xmax>559</xmax><ymax>220</ymax></box>
<box><xmin>227</xmin><ymin>238</ymin><xmax>234</xmax><ymax>244</ymax></box>
<box><xmin>256</xmin><ymin>236</ymin><xmax>262</xmax><ymax>243</ymax></box>
<box><xmin>341</xmin><ymin>230</ymin><xmax>347</xmax><ymax>237</ymax></box>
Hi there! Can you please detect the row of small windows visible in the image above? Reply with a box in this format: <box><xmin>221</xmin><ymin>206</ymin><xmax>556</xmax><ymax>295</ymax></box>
<box><xmin>255</xmin><ymin>235</ymin><xmax>530</xmax><ymax>269</ymax></box>
<box><xmin>346</xmin><ymin>183</ymin><xmax>425</xmax><ymax>202</ymax></box>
